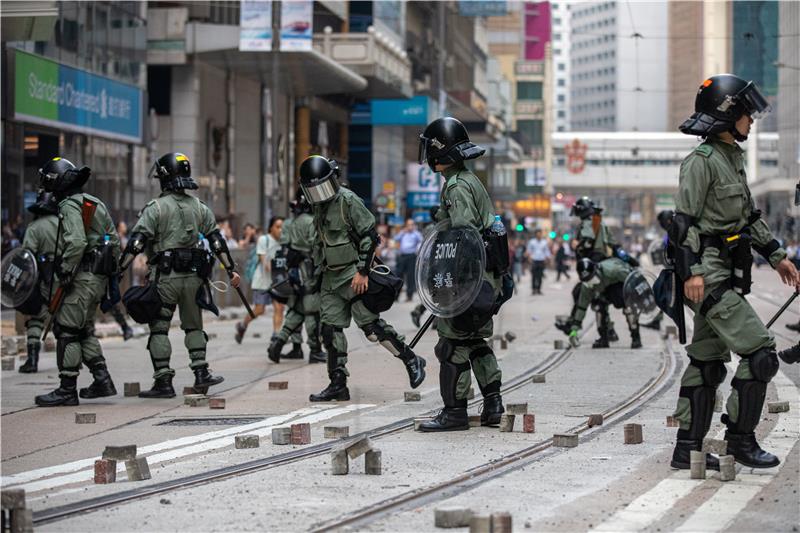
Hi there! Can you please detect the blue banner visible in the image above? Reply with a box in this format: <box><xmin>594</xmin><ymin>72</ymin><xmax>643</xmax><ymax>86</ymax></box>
<box><xmin>407</xmin><ymin>191</ymin><xmax>440</xmax><ymax>209</ymax></box>
<box><xmin>370</xmin><ymin>96</ymin><xmax>432</xmax><ymax>126</ymax></box>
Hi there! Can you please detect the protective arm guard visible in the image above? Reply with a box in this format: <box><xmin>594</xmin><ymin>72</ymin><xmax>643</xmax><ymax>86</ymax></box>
<box><xmin>119</xmin><ymin>232</ymin><xmax>147</xmax><ymax>271</ymax></box>
<box><xmin>668</xmin><ymin>212</ymin><xmax>700</xmax><ymax>280</ymax></box>
<box><xmin>614</xmin><ymin>246</ymin><xmax>640</xmax><ymax>267</ymax></box>
<box><xmin>748</xmin><ymin>209</ymin><xmax>786</xmax><ymax>268</ymax></box>
<box><xmin>356</xmin><ymin>230</ymin><xmax>379</xmax><ymax>275</ymax></box>
<box><xmin>207</xmin><ymin>230</ymin><xmax>236</xmax><ymax>272</ymax></box>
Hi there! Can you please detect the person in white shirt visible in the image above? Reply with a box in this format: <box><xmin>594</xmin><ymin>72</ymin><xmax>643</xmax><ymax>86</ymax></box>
<box><xmin>526</xmin><ymin>229</ymin><xmax>551</xmax><ymax>295</ymax></box>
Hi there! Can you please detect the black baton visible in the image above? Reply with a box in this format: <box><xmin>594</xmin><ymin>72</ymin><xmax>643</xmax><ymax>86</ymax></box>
<box><xmin>766</xmin><ymin>288</ymin><xmax>800</xmax><ymax>329</ymax></box>
<box><xmin>409</xmin><ymin>313</ymin><xmax>436</xmax><ymax>349</ymax></box>
<box><xmin>225</xmin><ymin>270</ymin><xmax>256</xmax><ymax>319</ymax></box>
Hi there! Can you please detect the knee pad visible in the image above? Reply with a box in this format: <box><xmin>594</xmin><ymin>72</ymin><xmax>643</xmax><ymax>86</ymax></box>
<box><xmin>439</xmin><ymin>358</ymin><xmax>470</xmax><ymax>408</ymax></box>
<box><xmin>746</xmin><ymin>347</ymin><xmax>779</xmax><ymax>383</ymax></box>
<box><xmin>361</xmin><ymin>322</ymin><xmax>385</xmax><ymax>343</ymax></box>
<box><xmin>690</xmin><ymin>358</ymin><xmax>727</xmax><ymax>387</ymax></box>
<box><xmin>434</xmin><ymin>338</ymin><xmax>455</xmax><ymax>363</ymax></box>
<box><xmin>726</xmin><ymin>377</ymin><xmax>767</xmax><ymax>434</ymax></box>
<box><xmin>468</xmin><ymin>344</ymin><xmax>494</xmax><ymax>363</ymax></box>
<box><xmin>321</xmin><ymin>324</ymin><xmax>337</xmax><ymax>346</ymax></box>
<box><xmin>55</xmin><ymin>326</ymin><xmax>83</xmax><ymax>372</ymax></box>
<box><xmin>362</xmin><ymin>321</ymin><xmax>403</xmax><ymax>356</ymax></box>
<box><xmin>678</xmin><ymin>385</ymin><xmax>716</xmax><ymax>440</ymax></box>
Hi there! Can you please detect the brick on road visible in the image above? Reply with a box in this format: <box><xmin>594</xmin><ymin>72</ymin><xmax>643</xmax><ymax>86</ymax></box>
<box><xmin>666</xmin><ymin>415</ymin><xmax>679</xmax><ymax>427</ymax></box>
<box><xmin>125</xmin><ymin>456</ymin><xmax>152</xmax><ymax>481</ymax></box>
<box><xmin>702</xmin><ymin>438</ymin><xmax>727</xmax><ymax>456</ymax></box>
<box><xmin>94</xmin><ymin>459</ymin><xmax>117</xmax><ymax>484</ymax></box>
<box><xmin>75</xmin><ymin>412</ymin><xmax>96</xmax><ymax>424</ymax></box>
<box><xmin>365</xmin><ymin>449</ymin><xmax>382</xmax><ymax>475</ymax></box>
<box><xmin>331</xmin><ymin>450</ymin><xmax>349</xmax><ymax>475</ymax></box>
<box><xmin>623</xmin><ymin>423</ymin><xmax>643</xmax><ymax>444</ymax></box>
<box><xmin>10</xmin><ymin>508</ymin><xmax>33</xmax><ymax>533</ymax></box>
<box><xmin>553</xmin><ymin>433</ymin><xmax>578</xmax><ymax>448</ymax></box>
<box><xmin>587</xmin><ymin>414</ymin><xmax>603</xmax><ymax>427</ymax></box>
<box><xmin>340</xmin><ymin>436</ymin><xmax>373</xmax><ymax>459</ymax></box>
<box><xmin>271</xmin><ymin>427</ymin><xmax>291</xmax><ymax>445</ymax></box>
<box><xmin>324</xmin><ymin>426</ymin><xmax>349</xmax><ymax>439</ymax></box>
<box><xmin>469</xmin><ymin>515</ymin><xmax>491</xmax><ymax>533</ymax></box>
<box><xmin>522</xmin><ymin>414</ymin><xmax>535</xmax><ymax>433</ymax></box>
<box><xmin>1</xmin><ymin>488</ymin><xmax>26</xmax><ymax>510</ymax></box>
<box><xmin>490</xmin><ymin>512</ymin><xmax>513</xmax><ymax>533</ymax></box>
<box><xmin>209</xmin><ymin>398</ymin><xmax>226</xmax><ymax>409</ymax></box>
<box><xmin>531</xmin><ymin>374</ymin><xmax>546</xmax><ymax>383</ymax></box>
<box><xmin>290</xmin><ymin>423</ymin><xmax>311</xmax><ymax>445</ymax></box>
<box><xmin>690</xmin><ymin>450</ymin><xmax>706</xmax><ymax>480</ymax></box>
<box><xmin>719</xmin><ymin>455</ymin><xmax>736</xmax><ymax>482</ymax></box>
<box><xmin>235</xmin><ymin>435</ymin><xmax>260</xmax><ymax>449</ymax></box>
<box><xmin>434</xmin><ymin>507</ymin><xmax>473</xmax><ymax>528</ymax></box>
<box><xmin>102</xmin><ymin>445</ymin><xmax>137</xmax><ymax>461</ymax></box>
<box><xmin>404</xmin><ymin>391</ymin><xmax>421</xmax><ymax>402</ymax></box>
<box><xmin>468</xmin><ymin>415</ymin><xmax>482</xmax><ymax>427</ymax></box>
<box><xmin>505</xmin><ymin>403</ymin><xmax>528</xmax><ymax>415</ymax></box>
<box><xmin>123</xmin><ymin>383</ymin><xmax>141</xmax><ymax>397</ymax></box>
<box><xmin>184</xmin><ymin>394</ymin><xmax>209</xmax><ymax>407</ymax></box>
<box><xmin>268</xmin><ymin>381</ymin><xmax>288</xmax><ymax>390</ymax></box>
<box><xmin>499</xmin><ymin>414</ymin><xmax>515</xmax><ymax>432</ymax></box>
<box><xmin>1</xmin><ymin>357</ymin><xmax>15</xmax><ymax>371</ymax></box>
<box><xmin>768</xmin><ymin>401</ymin><xmax>790</xmax><ymax>413</ymax></box>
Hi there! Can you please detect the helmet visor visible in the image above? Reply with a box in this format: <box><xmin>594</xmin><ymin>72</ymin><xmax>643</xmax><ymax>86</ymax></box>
<box><xmin>301</xmin><ymin>177</ymin><xmax>338</xmax><ymax>204</ymax></box>
<box><xmin>418</xmin><ymin>134</ymin><xmax>429</xmax><ymax>165</ymax></box>
<box><xmin>737</xmin><ymin>82</ymin><xmax>771</xmax><ymax>119</ymax></box>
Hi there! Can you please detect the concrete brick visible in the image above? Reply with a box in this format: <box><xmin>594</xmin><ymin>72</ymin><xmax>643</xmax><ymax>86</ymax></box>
<box><xmin>719</xmin><ymin>455</ymin><xmax>736</xmax><ymax>482</ymax></box>
<box><xmin>75</xmin><ymin>412</ymin><xmax>96</xmax><ymax>424</ymax></box>
<box><xmin>553</xmin><ymin>433</ymin><xmax>578</xmax><ymax>448</ymax></box>
<box><xmin>324</xmin><ymin>426</ymin><xmax>349</xmax><ymax>439</ymax></box>
<box><xmin>490</xmin><ymin>512</ymin><xmax>513</xmax><ymax>533</ymax></box>
<box><xmin>531</xmin><ymin>374</ymin><xmax>546</xmax><ymax>383</ymax></box>
<box><xmin>623</xmin><ymin>423</ymin><xmax>643</xmax><ymax>444</ymax></box>
<box><xmin>125</xmin><ymin>456</ymin><xmax>152</xmax><ymax>481</ymax></box>
<box><xmin>468</xmin><ymin>415</ymin><xmax>482</xmax><ymax>428</ymax></box>
<box><xmin>182</xmin><ymin>386</ymin><xmax>197</xmax><ymax>395</ymax></box>
<box><xmin>554</xmin><ymin>339</ymin><xmax>565</xmax><ymax>350</ymax></box>
<box><xmin>184</xmin><ymin>395</ymin><xmax>209</xmax><ymax>407</ymax></box>
<box><xmin>290</xmin><ymin>423</ymin><xmax>311</xmax><ymax>445</ymax></box>
<box><xmin>404</xmin><ymin>391</ymin><xmax>421</xmax><ymax>402</ymax></box>
<box><xmin>342</xmin><ymin>436</ymin><xmax>373</xmax><ymax>459</ymax></box>
<box><xmin>469</xmin><ymin>515</ymin><xmax>491</xmax><ymax>533</ymax></box>
<box><xmin>588</xmin><ymin>414</ymin><xmax>604</xmax><ymax>427</ymax></box>
<box><xmin>103</xmin><ymin>445</ymin><xmax>137</xmax><ymax>461</ymax></box>
<box><xmin>209</xmin><ymin>398</ymin><xmax>226</xmax><ymax>409</ymax></box>
<box><xmin>9</xmin><ymin>508</ymin><xmax>33</xmax><ymax>533</ymax></box>
<box><xmin>434</xmin><ymin>507</ymin><xmax>473</xmax><ymax>528</ymax></box>
<box><xmin>235</xmin><ymin>435</ymin><xmax>260</xmax><ymax>449</ymax></box>
<box><xmin>2</xmin><ymin>337</ymin><xmax>18</xmax><ymax>356</ymax></box>
<box><xmin>331</xmin><ymin>450</ymin><xmax>349</xmax><ymax>475</ymax></box>
<box><xmin>522</xmin><ymin>414</ymin><xmax>535</xmax><ymax>433</ymax></box>
<box><xmin>702</xmin><ymin>438</ymin><xmax>727</xmax><ymax>456</ymax></box>
<box><xmin>1</xmin><ymin>357</ymin><xmax>15</xmax><ymax>371</ymax></box>
<box><xmin>504</xmin><ymin>331</ymin><xmax>517</xmax><ymax>343</ymax></box>
<box><xmin>94</xmin><ymin>459</ymin><xmax>117</xmax><ymax>484</ymax></box>
<box><xmin>271</xmin><ymin>427</ymin><xmax>291</xmax><ymax>445</ymax></box>
<box><xmin>365</xmin><ymin>449</ymin><xmax>382</xmax><ymax>475</ymax></box>
<box><xmin>15</xmin><ymin>337</ymin><xmax>25</xmax><ymax>352</ymax></box>
<box><xmin>268</xmin><ymin>381</ymin><xmax>288</xmax><ymax>390</ymax></box>
<box><xmin>714</xmin><ymin>390</ymin><xmax>724</xmax><ymax>413</ymax></box>
<box><xmin>500</xmin><ymin>338</ymin><xmax>508</xmax><ymax>350</ymax></box>
<box><xmin>123</xmin><ymin>383</ymin><xmax>141</xmax><ymax>397</ymax></box>
<box><xmin>1</xmin><ymin>488</ymin><xmax>25</xmax><ymax>510</ymax></box>
<box><xmin>252</xmin><ymin>332</ymin><xmax>261</xmax><ymax>338</ymax></box>
<box><xmin>499</xmin><ymin>414</ymin><xmax>515</xmax><ymax>432</ymax></box>
<box><xmin>666</xmin><ymin>415</ymin><xmax>679</xmax><ymax>427</ymax></box>
<box><xmin>506</xmin><ymin>403</ymin><xmax>528</xmax><ymax>415</ymax></box>
<box><xmin>690</xmin><ymin>450</ymin><xmax>706</xmax><ymax>479</ymax></box>
<box><xmin>768</xmin><ymin>401</ymin><xmax>790</xmax><ymax>413</ymax></box>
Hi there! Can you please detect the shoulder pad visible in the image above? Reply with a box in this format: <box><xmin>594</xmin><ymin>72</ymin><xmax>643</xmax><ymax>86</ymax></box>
<box><xmin>138</xmin><ymin>198</ymin><xmax>159</xmax><ymax>217</ymax></box>
<box><xmin>445</xmin><ymin>175</ymin><xmax>460</xmax><ymax>189</ymax></box>
<box><xmin>694</xmin><ymin>143</ymin><xmax>713</xmax><ymax>158</ymax></box>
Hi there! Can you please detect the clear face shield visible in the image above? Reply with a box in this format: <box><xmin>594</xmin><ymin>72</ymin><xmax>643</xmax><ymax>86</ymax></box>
<box><xmin>418</xmin><ymin>134</ymin><xmax>430</xmax><ymax>165</ymax></box>
<box><xmin>737</xmin><ymin>82</ymin><xmax>772</xmax><ymax>119</ymax></box>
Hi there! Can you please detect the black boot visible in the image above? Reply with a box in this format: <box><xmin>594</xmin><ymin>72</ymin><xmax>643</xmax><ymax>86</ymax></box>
<box><xmin>592</xmin><ymin>332</ymin><xmax>610</xmax><ymax>348</ymax></box>
<box><xmin>309</xmin><ymin>370</ymin><xmax>350</xmax><ymax>402</ymax></box>
<box><xmin>724</xmin><ymin>431</ymin><xmax>780</xmax><ymax>468</ymax></box>
<box><xmin>308</xmin><ymin>350</ymin><xmax>327</xmax><ymax>364</ymax></box>
<box><xmin>35</xmin><ymin>376</ymin><xmax>79</xmax><ymax>407</ymax></box>
<box><xmin>79</xmin><ymin>364</ymin><xmax>117</xmax><ymax>399</ymax></box>
<box><xmin>19</xmin><ymin>342</ymin><xmax>40</xmax><ymax>373</ymax></box>
<box><xmin>122</xmin><ymin>326</ymin><xmax>134</xmax><ymax>341</ymax></box>
<box><xmin>418</xmin><ymin>407</ymin><xmax>469</xmax><ymax>432</ymax></box>
<box><xmin>283</xmin><ymin>343</ymin><xmax>304</xmax><ymax>359</ymax></box>
<box><xmin>234</xmin><ymin>322</ymin><xmax>246</xmax><ymax>344</ymax></box>
<box><xmin>670</xmin><ymin>438</ymin><xmax>720</xmax><ymax>470</ymax></box>
<box><xmin>400</xmin><ymin>349</ymin><xmax>427</xmax><ymax>389</ymax></box>
<box><xmin>138</xmin><ymin>374</ymin><xmax>176</xmax><ymax>398</ymax></box>
<box><xmin>779</xmin><ymin>343</ymin><xmax>800</xmax><ymax>364</ymax></box>
<box><xmin>607</xmin><ymin>328</ymin><xmax>619</xmax><ymax>343</ymax></box>
<box><xmin>267</xmin><ymin>336</ymin><xmax>285</xmax><ymax>363</ymax></box>
<box><xmin>410</xmin><ymin>305</ymin><xmax>424</xmax><ymax>328</ymax></box>
<box><xmin>480</xmin><ymin>392</ymin><xmax>505</xmax><ymax>426</ymax></box>
<box><xmin>630</xmin><ymin>329</ymin><xmax>642</xmax><ymax>349</ymax></box>
<box><xmin>193</xmin><ymin>365</ymin><xmax>224</xmax><ymax>391</ymax></box>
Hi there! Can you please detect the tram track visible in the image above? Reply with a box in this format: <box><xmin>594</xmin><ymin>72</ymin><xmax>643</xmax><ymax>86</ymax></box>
<box><xmin>310</xmin><ymin>336</ymin><xmax>678</xmax><ymax>532</ymax></box>
<box><xmin>31</xmin><ymin>322</ymin><xmax>591</xmax><ymax>526</ymax></box>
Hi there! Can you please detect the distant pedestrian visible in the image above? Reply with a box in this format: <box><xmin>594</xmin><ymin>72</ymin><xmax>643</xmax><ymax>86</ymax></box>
<box><xmin>394</xmin><ymin>218</ymin><xmax>423</xmax><ymax>301</ymax></box>
<box><xmin>555</xmin><ymin>240</ymin><xmax>572</xmax><ymax>281</ymax></box>
<box><xmin>513</xmin><ymin>239</ymin><xmax>526</xmax><ymax>284</ymax></box>
<box><xmin>526</xmin><ymin>229</ymin><xmax>550</xmax><ymax>294</ymax></box>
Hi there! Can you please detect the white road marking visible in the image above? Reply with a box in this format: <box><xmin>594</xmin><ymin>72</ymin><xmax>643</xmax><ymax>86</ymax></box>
<box><xmin>4</xmin><ymin>404</ymin><xmax>373</xmax><ymax>493</ymax></box>
<box><xmin>594</xmin><ymin>478</ymin><xmax>699</xmax><ymax>531</ymax></box>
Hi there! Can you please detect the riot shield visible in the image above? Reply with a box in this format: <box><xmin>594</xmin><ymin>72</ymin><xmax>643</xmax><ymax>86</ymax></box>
<box><xmin>623</xmin><ymin>269</ymin><xmax>660</xmax><ymax>324</ymax></box>
<box><xmin>647</xmin><ymin>238</ymin><xmax>667</xmax><ymax>268</ymax></box>
<box><xmin>1</xmin><ymin>248</ymin><xmax>39</xmax><ymax>308</ymax></box>
<box><xmin>415</xmin><ymin>219</ymin><xmax>486</xmax><ymax>318</ymax></box>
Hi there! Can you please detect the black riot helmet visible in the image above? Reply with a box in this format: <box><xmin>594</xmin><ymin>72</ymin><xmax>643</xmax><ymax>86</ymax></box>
<box><xmin>299</xmin><ymin>155</ymin><xmax>340</xmax><ymax>204</ymax></box>
<box><xmin>150</xmin><ymin>152</ymin><xmax>198</xmax><ymax>191</ymax></box>
<box><xmin>570</xmin><ymin>196</ymin><xmax>599</xmax><ymax>220</ymax></box>
<box><xmin>577</xmin><ymin>258</ymin><xmax>597</xmax><ymax>283</ymax></box>
<box><xmin>289</xmin><ymin>188</ymin><xmax>312</xmax><ymax>214</ymax></box>
<box><xmin>27</xmin><ymin>189</ymin><xmax>59</xmax><ymax>216</ymax></box>
<box><xmin>418</xmin><ymin>117</ymin><xmax>485</xmax><ymax>172</ymax></box>
<box><xmin>679</xmin><ymin>74</ymin><xmax>771</xmax><ymax>141</ymax></box>
<box><xmin>657</xmin><ymin>209</ymin><xmax>674</xmax><ymax>232</ymax></box>
<box><xmin>38</xmin><ymin>157</ymin><xmax>91</xmax><ymax>196</ymax></box>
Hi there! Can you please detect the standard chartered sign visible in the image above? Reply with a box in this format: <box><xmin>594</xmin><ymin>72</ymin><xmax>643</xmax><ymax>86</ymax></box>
<box><xmin>14</xmin><ymin>50</ymin><xmax>142</xmax><ymax>143</ymax></box>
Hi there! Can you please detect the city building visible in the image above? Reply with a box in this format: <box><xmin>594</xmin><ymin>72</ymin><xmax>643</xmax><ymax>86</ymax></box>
<box><xmin>550</xmin><ymin>0</ymin><xmax>570</xmax><ymax>132</ymax></box>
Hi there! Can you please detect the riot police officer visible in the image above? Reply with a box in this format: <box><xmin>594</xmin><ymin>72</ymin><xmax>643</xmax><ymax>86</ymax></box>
<box><xmin>34</xmin><ymin>158</ymin><xmax>120</xmax><ymax>407</ymax></box>
<box><xmin>301</xmin><ymin>155</ymin><xmax>426</xmax><ymax>402</ymax></box>
<box><xmin>18</xmin><ymin>190</ymin><xmax>59</xmax><ymax>373</ymax></box>
<box><xmin>416</xmin><ymin>117</ymin><xmax>509</xmax><ymax>432</ymax></box>
<box><xmin>669</xmin><ymin>74</ymin><xmax>799</xmax><ymax>469</ymax></box>
<box><xmin>119</xmin><ymin>153</ymin><xmax>240</xmax><ymax>398</ymax></box>
<box><xmin>267</xmin><ymin>191</ymin><xmax>326</xmax><ymax>364</ymax></box>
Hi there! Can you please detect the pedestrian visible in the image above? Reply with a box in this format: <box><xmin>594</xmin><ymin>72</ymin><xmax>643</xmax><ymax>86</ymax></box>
<box><xmin>34</xmin><ymin>157</ymin><xmax>120</xmax><ymax>407</ymax></box>
<box><xmin>526</xmin><ymin>229</ymin><xmax>550</xmax><ymax>295</ymax></box>
<box><xmin>235</xmin><ymin>216</ymin><xmax>284</xmax><ymax>343</ymax></box>
<box><xmin>512</xmin><ymin>238</ymin><xmax>526</xmax><ymax>284</ymax></box>
<box><xmin>299</xmin><ymin>155</ymin><xmax>426</xmax><ymax>402</ymax></box>
<box><xmin>394</xmin><ymin>218</ymin><xmax>423</xmax><ymax>301</ymax></box>
<box><xmin>238</xmin><ymin>222</ymin><xmax>257</xmax><ymax>249</ymax></box>
<box><xmin>415</xmin><ymin>117</ymin><xmax>510</xmax><ymax>432</ymax></box>
<box><xmin>555</xmin><ymin>239</ymin><xmax>572</xmax><ymax>281</ymax></box>
<box><xmin>668</xmin><ymin>74</ymin><xmax>799</xmax><ymax>470</ymax></box>
<box><xmin>119</xmin><ymin>152</ymin><xmax>240</xmax><ymax>398</ymax></box>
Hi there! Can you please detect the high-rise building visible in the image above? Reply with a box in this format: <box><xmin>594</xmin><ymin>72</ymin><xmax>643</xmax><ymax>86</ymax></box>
<box><xmin>550</xmin><ymin>1</ymin><xmax>570</xmax><ymax>132</ymax></box>
<box><xmin>570</xmin><ymin>1</ymin><xmax>668</xmax><ymax>132</ymax></box>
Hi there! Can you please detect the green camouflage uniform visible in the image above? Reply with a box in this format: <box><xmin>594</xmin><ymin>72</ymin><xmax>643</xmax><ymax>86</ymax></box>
<box><xmin>131</xmin><ymin>191</ymin><xmax>218</xmax><ymax>379</ymax></box>
<box><xmin>570</xmin><ymin>257</ymin><xmax>633</xmax><ymax>327</ymax></box>
<box><xmin>274</xmin><ymin>212</ymin><xmax>322</xmax><ymax>352</ymax></box>
<box><xmin>574</xmin><ymin>216</ymin><xmax>619</xmax><ymax>334</ymax></box>
<box><xmin>21</xmin><ymin>214</ymin><xmax>59</xmax><ymax>351</ymax></box>
<box><xmin>673</xmin><ymin>138</ymin><xmax>786</xmax><ymax>436</ymax></box>
<box><xmin>434</xmin><ymin>165</ymin><xmax>502</xmax><ymax>404</ymax></box>
<box><xmin>55</xmin><ymin>193</ymin><xmax>120</xmax><ymax>378</ymax></box>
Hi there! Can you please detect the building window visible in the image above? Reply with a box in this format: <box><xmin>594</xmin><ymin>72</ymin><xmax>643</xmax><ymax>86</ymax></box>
<box><xmin>557</xmin><ymin>110</ymin><xmax>566</xmax><ymax>118</ymax></box>
<box><xmin>558</xmin><ymin>63</ymin><xmax>565</xmax><ymax>71</ymax></box>
<box><xmin>558</xmin><ymin>94</ymin><xmax>565</xmax><ymax>102</ymax></box>
<box><xmin>517</xmin><ymin>120</ymin><xmax>543</xmax><ymax>146</ymax></box>
<box><xmin>557</xmin><ymin>79</ymin><xmax>565</xmax><ymax>87</ymax></box>
<box><xmin>517</xmin><ymin>81</ymin><xmax>543</xmax><ymax>100</ymax></box>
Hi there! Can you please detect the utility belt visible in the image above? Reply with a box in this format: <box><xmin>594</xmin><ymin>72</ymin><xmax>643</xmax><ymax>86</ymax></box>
<box><xmin>699</xmin><ymin>228</ymin><xmax>753</xmax><ymax>296</ymax></box>
<box><xmin>153</xmin><ymin>248</ymin><xmax>213</xmax><ymax>278</ymax></box>
<box><xmin>483</xmin><ymin>228</ymin><xmax>510</xmax><ymax>276</ymax></box>
<box><xmin>78</xmin><ymin>245</ymin><xmax>117</xmax><ymax>276</ymax></box>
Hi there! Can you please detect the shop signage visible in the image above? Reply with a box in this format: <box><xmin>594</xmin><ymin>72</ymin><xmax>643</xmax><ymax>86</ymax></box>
<box><xmin>458</xmin><ymin>1</ymin><xmax>508</xmax><ymax>16</ymax></box>
<box><xmin>280</xmin><ymin>1</ymin><xmax>313</xmax><ymax>51</ymax></box>
<box><xmin>14</xmin><ymin>50</ymin><xmax>142</xmax><ymax>143</ymax></box>
<box><xmin>371</xmin><ymin>96</ymin><xmax>432</xmax><ymax>126</ymax></box>
<box><xmin>240</xmin><ymin>0</ymin><xmax>273</xmax><ymax>51</ymax></box>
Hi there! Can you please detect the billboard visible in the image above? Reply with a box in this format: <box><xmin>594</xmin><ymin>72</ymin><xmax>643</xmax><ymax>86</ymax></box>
<box><xmin>240</xmin><ymin>0</ymin><xmax>273</xmax><ymax>51</ymax></box>
<box><xmin>406</xmin><ymin>163</ymin><xmax>442</xmax><ymax>208</ymax></box>
<box><xmin>280</xmin><ymin>1</ymin><xmax>313</xmax><ymax>51</ymax></box>
<box><xmin>371</xmin><ymin>96</ymin><xmax>432</xmax><ymax>126</ymax></box>
<box><xmin>14</xmin><ymin>50</ymin><xmax>142</xmax><ymax>143</ymax></box>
